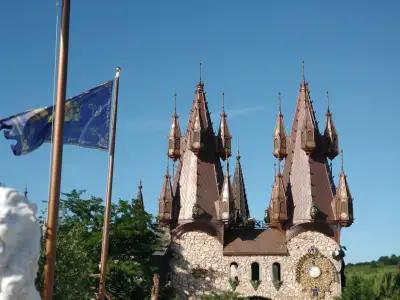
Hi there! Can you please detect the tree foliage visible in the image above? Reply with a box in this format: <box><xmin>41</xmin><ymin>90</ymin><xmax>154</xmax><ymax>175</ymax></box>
<box><xmin>36</xmin><ymin>190</ymin><xmax>161</xmax><ymax>300</ymax></box>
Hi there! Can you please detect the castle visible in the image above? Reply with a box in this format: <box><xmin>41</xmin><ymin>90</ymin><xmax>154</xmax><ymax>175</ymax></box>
<box><xmin>155</xmin><ymin>69</ymin><xmax>354</xmax><ymax>300</ymax></box>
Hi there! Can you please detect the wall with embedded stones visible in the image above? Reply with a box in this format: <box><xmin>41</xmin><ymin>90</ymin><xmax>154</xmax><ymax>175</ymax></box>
<box><xmin>169</xmin><ymin>230</ymin><xmax>343</xmax><ymax>300</ymax></box>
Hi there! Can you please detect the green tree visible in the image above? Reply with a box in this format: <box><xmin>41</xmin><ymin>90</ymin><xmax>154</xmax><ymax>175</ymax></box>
<box><xmin>36</xmin><ymin>190</ymin><xmax>161</xmax><ymax>300</ymax></box>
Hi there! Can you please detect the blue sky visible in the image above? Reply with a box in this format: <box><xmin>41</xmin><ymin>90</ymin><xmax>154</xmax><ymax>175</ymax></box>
<box><xmin>0</xmin><ymin>1</ymin><xmax>399</xmax><ymax>263</ymax></box>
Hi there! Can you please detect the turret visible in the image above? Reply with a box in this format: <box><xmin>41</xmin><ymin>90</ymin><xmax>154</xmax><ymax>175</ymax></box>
<box><xmin>168</xmin><ymin>93</ymin><xmax>181</xmax><ymax>161</ymax></box>
<box><xmin>324</xmin><ymin>91</ymin><xmax>339</xmax><ymax>160</ymax></box>
<box><xmin>217</xmin><ymin>93</ymin><xmax>232</xmax><ymax>160</ymax></box>
<box><xmin>273</xmin><ymin>93</ymin><xmax>288</xmax><ymax>160</ymax></box>
<box><xmin>266</xmin><ymin>165</ymin><xmax>288</xmax><ymax>229</ymax></box>
<box><xmin>334</xmin><ymin>151</ymin><xmax>354</xmax><ymax>227</ymax></box>
<box><xmin>232</xmin><ymin>151</ymin><xmax>250</xmax><ymax>223</ymax></box>
<box><xmin>158</xmin><ymin>164</ymin><xmax>174</xmax><ymax>224</ymax></box>
<box><xmin>219</xmin><ymin>161</ymin><xmax>235</xmax><ymax>224</ymax></box>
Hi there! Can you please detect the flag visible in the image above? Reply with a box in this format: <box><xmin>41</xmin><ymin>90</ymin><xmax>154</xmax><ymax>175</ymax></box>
<box><xmin>0</xmin><ymin>80</ymin><xmax>113</xmax><ymax>155</ymax></box>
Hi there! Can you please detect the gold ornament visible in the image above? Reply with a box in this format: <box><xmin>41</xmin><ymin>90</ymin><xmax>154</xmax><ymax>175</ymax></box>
<box><xmin>295</xmin><ymin>247</ymin><xmax>337</xmax><ymax>299</ymax></box>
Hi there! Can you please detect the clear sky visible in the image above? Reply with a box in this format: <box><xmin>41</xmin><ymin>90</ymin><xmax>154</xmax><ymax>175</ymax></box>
<box><xmin>0</xmin><ymin>1</ymin><xmax>399</xmax><ymax>263</ymax></box>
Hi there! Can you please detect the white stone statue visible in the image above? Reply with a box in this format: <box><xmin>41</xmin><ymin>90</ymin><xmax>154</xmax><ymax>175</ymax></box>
<box><xmin>0</xmin><ymin>187</ymin><xmax>41</xmax><ymax>300</ymax></box>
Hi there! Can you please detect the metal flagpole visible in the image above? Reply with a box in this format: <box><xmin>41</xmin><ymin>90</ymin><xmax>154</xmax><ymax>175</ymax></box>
<box><xmin>43</xmin><ymin>0</ymin><xmax>70</xmax><ymax>299</ymax></box>
<box><xmin>98</xmin><ymin>67</ymin><xmax>121</xmax><ymax>300</ymax></box>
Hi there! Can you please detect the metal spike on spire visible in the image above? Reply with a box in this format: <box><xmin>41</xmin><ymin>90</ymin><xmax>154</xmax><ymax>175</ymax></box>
<box><xmin>222</xmin><ymin>92</ymin><xmax>225</xmax><ymax>113</ymax></box>
<box><xmin>341</xmin><ymin>150</ymin><xmax>344</xmax><ymax>173</ymax></box>
<box><xmin>199</xmin><ymin>60</ymin><xmax>202</xmax><ymax>84</ymax></box>
<box><xmin>278</xmin><ymin>92</ymin><xmax>282</xmax><ymax>114</ymax></box>
<box><xmin>24</xmin><ymin>185</ymin><xmax>28</xmax><ymax>200</ymax></box>
<box><xmin>301</xmin><ymin>60</ymin><xmax>305</xmax><ymax>82</ymax></box>
<box><xmin>173</xmin><ymin>92</ymin><xmax>177</xmax><ymax>116</ymax></box>
<box><xmin>326</xmin><ymin>90</ymin><xmax>331</xmax><ymax>113</ymax></box>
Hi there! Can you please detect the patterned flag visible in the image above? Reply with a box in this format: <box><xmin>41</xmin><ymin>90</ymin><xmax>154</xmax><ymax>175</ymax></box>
<box><xmin>0</xmin><ymin>80</ymin><xmax>113</xmax><ymax>155</ymax></box>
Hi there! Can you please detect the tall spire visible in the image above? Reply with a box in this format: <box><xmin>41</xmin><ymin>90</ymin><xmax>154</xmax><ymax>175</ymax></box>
<box><xmin>217</xmin><ymin>92</ymin><xmax>232</xmax><ymax>160</ymax></box>
<box><xmin>136</xmin><ymin>180</ymin><xmax>144</xmax><ymax>210</ymax></box>
<box><xmin>279</xmin><ymin>70</ymin><xmax>336</xmax><ymax>226</ymax></box>
<box><xmin>168</xmin><ymin>93</ymin><xmax>181</xmax><ymax>160</ymax></box>
<box><xmin>266</xmin><ymin>167</ymin><xmax>288</xmax><ymax>228</ymax></box>
<box><xmin>172</xmin><ymin>79</ymin><xmax>223</xmax><ymax>223</ymax></box>
<box><xmin>232</xmin><ymin>151</ymin><xmax>250</xmax><ymax>224</ymax></box>
<box><xmin>158</xmin><ymin>161</ymin><xmax>174</xmax><ymax>224</ymax></box>
<box><xmin>219</xmin><ymin>159</ymin><xmax>234</xmax><ymax>224</ymax></box>
<box><xmin>334</xmin><ymin>150</ymin><xmax>354</xmax><ymax>227</ymax></box>
<box><xmin>273</xmin><ymin>92</ymin><xmax>288</xmax><ymax>160</ymax></box>
<box><xmin>324</xmin><ymin>91</ymin><xmax>339</xmax><ymax>160</ymax></box>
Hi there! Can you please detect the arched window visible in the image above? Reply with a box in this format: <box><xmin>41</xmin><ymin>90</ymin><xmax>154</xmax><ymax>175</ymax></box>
<box><xmin>251</xmin><ymin>262</ymin><xmax>260</xmax><ymax>281</ymax></box>
<box><xmin>230</xmin><ymin>262</ymin><xmax>238</xmax><ymax>281</ymax></box>
<box><xmin>272</xmin><ymin>262</ymin><xmax>281</xmax><ymax>282</ymax></box>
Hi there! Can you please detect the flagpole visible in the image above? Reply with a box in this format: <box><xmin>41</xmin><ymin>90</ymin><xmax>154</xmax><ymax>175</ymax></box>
<box><xmin>98</xmin><ymin>67</ymin><xmax>121</xmax><ymax>300</ymax></box>
<box><xmin>43</xmin><ymin>0</ymin><xmax>70</xmax><ymax>299</ymax></box>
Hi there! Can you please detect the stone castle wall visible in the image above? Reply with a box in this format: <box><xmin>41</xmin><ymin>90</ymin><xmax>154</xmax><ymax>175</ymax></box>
<box><xmin>169</xmin><ymin>230</ymin><xmax>342</xmax><ymax>299</ymax></box>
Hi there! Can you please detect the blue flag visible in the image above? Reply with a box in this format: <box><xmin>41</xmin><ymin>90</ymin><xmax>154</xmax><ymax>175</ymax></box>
<box><xmin>0</xmin><ymin>80</ymin><xmax>113</xmax><ymax>155</ymax></box>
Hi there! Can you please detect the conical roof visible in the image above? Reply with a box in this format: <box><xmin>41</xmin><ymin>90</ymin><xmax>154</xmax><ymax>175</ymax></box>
<box><xmin>158</xmin><ymin>169</ymin><xmax>174</xmax><ymax>224</ymax></box>
<box><xmin>273</xmin><ymin>94</ymin><xmax>288</xmax><ymax>160</ymax></box>
<box><xmin>282</xmin><ymin>79</ymin><xmax>336</xmax><ymax>224</ymax></box>
<box><xmin>217</xmin><ymin>93</ymin><xmax>232</xmax><ymax>160</ymax></box>
<box><xmin>136</xmin><ymin>180</ymin><xmax>144</xmax><ymax>210</ymax></box>
<box><xmin>232</xmin><ymin>152</ymin><xmax>250</xmax><ymax>222</ymax></box>
<box><xmin>324</xmin><ymin>99</ymin><xmax>339</xmax><ymax>160</ymax></box>
<box><xmin>168</xmin><ymin>94</ymin><xmax>181</xmax><ymax>161</ymax></box>
<box><xmin>171</xmin><ymin>81</ymin><xmax>224</xmax><ymax>223</ymax></box>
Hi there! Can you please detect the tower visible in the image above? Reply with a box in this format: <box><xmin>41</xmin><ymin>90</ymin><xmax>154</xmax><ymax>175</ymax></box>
<box><xmin>156</xmin><ymin>66</ymin><xmax>354</xmax><ymax>300</ymax></box>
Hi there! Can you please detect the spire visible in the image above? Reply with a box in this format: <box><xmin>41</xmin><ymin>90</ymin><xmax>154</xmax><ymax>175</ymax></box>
<box><xmin>279</xmin><ymin>69</ymin><xmax>336</xmax><ymax>226</ymax></box>
<box><xmin>217</xmin><ymin>92</ymin><xmax>232</xmax><ymax>160</ymax></box>
<box><xmin>266</xmin><ymin>166</ymin><xmax>288</xmax><ymax>228</ymax></box>
<box><xmin>232</xmin><ymin>151</ymin><xmax>250</xmax><ymax>224</ymax></box>
<box><xmin>172</xmin><ymin>79</ymin><xmax>223</xmax><ymax>223</ymax></box>
<box><xmin>324</xmin><ymin>91</ymin><xmax>339</xmax><ymax>160</ymax></box>
<box><xmin>136</xmin><ymin>179</ymin><xmax>144</xmax><ymax>210</ymax></box>
<box><xmin>334</xmin><ymin>151</ymin><xmax>354</xmax><ymax>227</ymax></box>
<box><xmin>168</xmin><ymin>93</ymin><xmax>181</xmax><ymax>160</ymax></box>
<box><xmin>273</xmin><ymin>92</ymin><xmax>288</xmax><ymax>160</ymax></box>
<box><xmin>219</xmin><ymin>159</ymin><xmax>234</xmax><ymax>224</ymax></box>
<box><xmin>158</xmin><ymin>162</ymin><xmax>174</xmax><ymax>224</ymax></box>
<box><xmin>298</xmin><ymin>61</ymin><xmax>317</xmax><ymax>155</ymax></box>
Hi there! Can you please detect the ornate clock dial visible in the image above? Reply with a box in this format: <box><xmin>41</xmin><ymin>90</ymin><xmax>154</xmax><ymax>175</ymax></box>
<box><xmin>296</xmin><ymin>247</ymin><xmax>337</xmax><ymax>298</ymax></box>
<box><xmin>309</xmin><ymin>266</ymin><xmax>321</xmax><ymax>278</ymax></box>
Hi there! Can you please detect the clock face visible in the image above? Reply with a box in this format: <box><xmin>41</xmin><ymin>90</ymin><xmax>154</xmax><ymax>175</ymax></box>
<box><xmin>296</xmin><ymin>247</ymin><xmax>337</xmax><ymax>298</ymax></box>
<box><xmin>309</xmin><ymin>266</ymin><xmax>321</xmax><ymax>278</ymax></box>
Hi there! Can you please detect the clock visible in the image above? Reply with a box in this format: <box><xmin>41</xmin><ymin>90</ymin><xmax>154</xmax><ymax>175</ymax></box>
<box><xmin>295</xmin><ymin>247</ymin><xmax>337</xmax><ymax>298</ymax></box>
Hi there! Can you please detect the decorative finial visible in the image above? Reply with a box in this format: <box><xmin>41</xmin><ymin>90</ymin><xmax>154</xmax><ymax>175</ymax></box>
<box><xmin>341</xmin><ymin>150</ymin><xmax>344</xmax><ymax>173</ymax></box>
<box><xmin>199</xmin><ymin>60</ymin><xmax>202</xmax><ymax>83</ymax></box>
<box><xmin>173</xmin><ymin>93</ymin><xmax>177</xmax><ymax>115</ymax></box>
<box><xmin>326</xmin><ymin>90</ymin><xmax>330</xmax><ymax>113</ymax></box>
<box><xmin>115</xmin><ymin>66</ymin><xmax>121</xmax><ymax>78</ymax></box>
<box><xmin>139</xmin><ymin>179</ymin><xmax>143</xmax><ymax>190</ymax></box>
<box><xmin>301</xmin><ymin>60</ymin><xmax>305</xmax><ymax>82</ymax></box>
<box><xmin>222</xmin><ymin>92</ymin><xmax>225</xmax><ymax>113</ymax></box>
<box><xmin>24</xmin><ymin>185</ymin><xmax>28</xmax><ymax>199</ymax></box>
<box><xmin>278</xmin><ymin>92</ymin><xmax>282</xmax><ymax>114</ymax></box>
